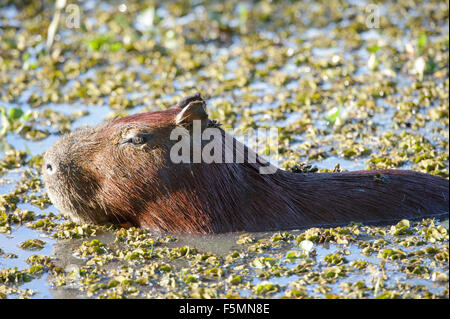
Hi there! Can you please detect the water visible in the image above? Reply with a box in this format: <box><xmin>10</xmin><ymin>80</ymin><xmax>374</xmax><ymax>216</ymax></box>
<box><xmin>0</xmin><ymin>0</ymin><xmax>448</xmax><ymax>299</ymax></box>
<box><xmin>0</xmin><ymin>223</ymin><xmax>56</xmax><ymax>299</ymax></box>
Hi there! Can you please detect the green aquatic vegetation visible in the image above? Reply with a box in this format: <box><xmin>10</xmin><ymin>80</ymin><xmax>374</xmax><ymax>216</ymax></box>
<box><xmin>403</xmin><ymin>263</ymin><xmax>430</xmax><ymax>277</ymax></box>
<box><xmin>324</xmin><ymin>253</ymin><xmax>348</xmax><ymax>265</ymax></box>
<box><xmin>9</xmin><ymin>209</ymin><xmax>35</xmax><ymax>224</ymax></box>
<box><xmin>285</xmin><ymin>251</ymin><xmax>306</xmax><ymax>261</ymax></box>
<box><xmin>236</xmin><ymin>234</ymin><xmax>255</xmax><ymax>245</ymax></box>
<box><xmin>0</xmin><ymin>0</ymin><xmax>448</xmax><ymax>299</ymax></box>
<box><xmin>122</xmin><ymin>247</ymin><xmax>155</xmax><ymax>261</ymax></box>
<box><xmin>228</xmin><ymin>274</ymin><xmax>243</xmax><ymax>285</ymax></box>
<box><xmin>250</xmin><ymin>256</ymin><xmax>278</xmax><ymax>269</ymax></box>
<box><xmin>189</xmin><ymin>286</ymin><xmax>218</xmax><ymax>299</ymax></box>
<box><xmin>3</xmin><ymin>215</ymin><xmax>447</xmax><ymax>298</ymax></box>
<box><xmin>52</xmin><ymin>222</ymin><xmax>98</xmax><ymax>239</ymax></box>
<box><xmin>396</xmin><ymin>236</ymin><xmax>427</xmax><ymax>248</ymax></box>
<box><xmin>4</xmin><ymin>253</ymin><xmax>18</xmax><ymax>259</ymax></box>
<box><xmin>418</xmin><ymin>223</ymin><xmax>449</xmax><ymax>243</ymax></box>
<box><xmin>38</xmin><ymin>109</ymin><xmax>85</xmax><ymax>134</ymax></box>
<box><xmin>0</xmin><ymin>284</ymin><xmax>34</xmax><ymax>299</ymax></box>
<box><xmin>0</xmin><ymin>107</ymin><xmax>48</xmax><ymax>141</ymax></box>
<box><xmin>0</xmin><ymin>212</ymin><xmax>11</xmax><ymax>233</ymax></box>
<box><xmin>253</xmin><ymin>281</ymin><xmax>280</xmax><ymax>296</ymax></box>
<box><xmin>247</xmin><ymin>240</ymin><xmax>272</xmax><ymax>253</ymax></box>
<box><xmin>417</xmin><ymin>34</ymin><xmax>428</xmax><ymax>53</ymax></box>
<box><xmin>26</xmin><ymin>254</ymin><xmax>54</xmax><ymax>270</ymax></box>
<box><xmin>193</xmin><ymin>253</ymin><xmax>221</xmax><ymax>266</ymax></box>
<box><xmin>294</xmin><ymin>264</ymin><xmax>318</xmax><ymax>280</ymax></box>
<box><xmin>169</xmin><ymin>246</ymin><xmax>197</xmax><ymax>259</ymax></box>
<box><xmin>284</xmin><ymin>286</ymin><xmax>309</xmax><ymax>298</ymax></box>
<box><xmin>0</xmin><ymin>267</ymin><xmax>33</xmax><ymax>284</ymax></box>
<box><xmin>77</xmin><ymin>239</ymin><xmax>107</xmax><ymax>257</ymax></box>
<box><xmin>0</xmin><ymin>106</ymin><xmax>32</xmax><ymax>137</ymax></box>
<box><xmin>296</xmin><ymin>227</ymin><xmax>356</xmax><ymax>244</ymax></box>
<box><xmin>114</xmin><ymin>226</ymin><xmax>166</xmax><ymax>246</ymax></box>
<box><xmin>375</xmin><ymin>290</ymin><xmax>402</xmax><ymax>299</ymax></box>
<box><xmin>87</xmin><ymin>34</ymin><xmax>123</xmax><ymax>52</ymax></box>
<box><xmin>19</xmin><ymin>239</ymin><xmax>46</xmax><ymax>251</ymax></box>
<box><xmin>389</xmin><ymin>219</ymin><xmax>414</xmax><ymax>236</ymax></box>
<box><xmin>351</xmin><ymin>260</ymin><xmax>369</xmax><ymax>270</ymax></box>
<box><xmin>359</xmin><ymin>238</ymin><xmax>390</xmax><ymax>256</ymax></box>
<box><xmin>271</xmin><ymin>232</ymin><xmax>295</xmax><ymax>243</ymax></box>
<box><xmin>322</xmin><ymin>266</ymin><xmax>348</xmax><ymax>282</ymax></box>
<box><xmin>225</xmin><ymin>250</ymin><xmax>244</xmax><ymax>263</ymax></box>
<box><xmin>183</xmin><ymin>274</ymin><xmax>199</xmax><ymax>284</ymax></box>
<box><xmin>285</xmin><ymin>163</ymin><xmax>319</xmax><ymax>173</ymax></box>
<box><xmin>203</xmin><ymin>265</ymin><xmax>224</xmax><ymax>278</ymax></box>
<box><xmin>0</xmin><ymin>150</ymin><xmax>28</xmax><ymax>174</ymax></box>
<box><xmin>378</xmin><ymin>248</ymin><xmax>407</xmax><ymax>260</ymax></box>
<box><xmin>323</xmin><ymin>105</ymin><xmax>342</xmax><ymax>126</ymax></box>
<box><xmin>28</xmin><ymin>217</ymin><xmax>58</xmax><ymax>232</ymax></box>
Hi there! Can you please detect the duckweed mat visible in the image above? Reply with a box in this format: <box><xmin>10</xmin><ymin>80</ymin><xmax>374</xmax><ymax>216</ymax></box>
<box><xmin>0</xmin><ymin>0</ymin><xmax>448</xmax><ymax>299</ymax></box>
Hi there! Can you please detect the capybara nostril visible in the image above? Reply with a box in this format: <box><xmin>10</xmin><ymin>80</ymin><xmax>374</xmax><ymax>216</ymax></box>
<box><xmin>46</xmin><ymin>163</ymin><xmax>54</xmax><ymax>173</ymax></box>
<box><xmin>44</xmin><ymin>159</ymin><xmax>57</xmax><ymax>176</ymax></box>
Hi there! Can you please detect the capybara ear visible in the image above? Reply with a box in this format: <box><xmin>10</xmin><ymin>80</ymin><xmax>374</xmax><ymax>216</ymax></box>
<box><xmin>175</xmin><ymin>92</ymin><xmax>204</xmax><ymax>109</ymax></box>
<box><xmin>175</xmin><ymin>99</ymin><xmax>208</xmax><ymax>125</ymax></box>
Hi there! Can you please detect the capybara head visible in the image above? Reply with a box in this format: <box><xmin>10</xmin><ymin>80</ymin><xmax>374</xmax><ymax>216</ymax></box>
<box><xmin>42</xmin><ymin>93</ymin><xmax>215</xmax><ymax>228</ymax></box>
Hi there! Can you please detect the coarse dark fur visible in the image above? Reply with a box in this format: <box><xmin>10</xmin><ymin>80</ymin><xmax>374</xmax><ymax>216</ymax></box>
<box><xmin>42</xmin><ymin>93</ymin><xmax>449</xmax><ymax>234</ymax></box>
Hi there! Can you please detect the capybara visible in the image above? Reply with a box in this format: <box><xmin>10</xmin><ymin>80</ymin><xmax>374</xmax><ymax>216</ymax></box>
<box><xmin>42</xmin><ymin>93</ymin><xmax>449</xmax><ymax>234</ymax></box>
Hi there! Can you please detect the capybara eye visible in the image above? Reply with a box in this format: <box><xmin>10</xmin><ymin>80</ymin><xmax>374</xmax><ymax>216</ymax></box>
<box><xmin>121</xmin><ymin>133</ymin><xmax>152</xmax><ymax>146</ymax></box>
